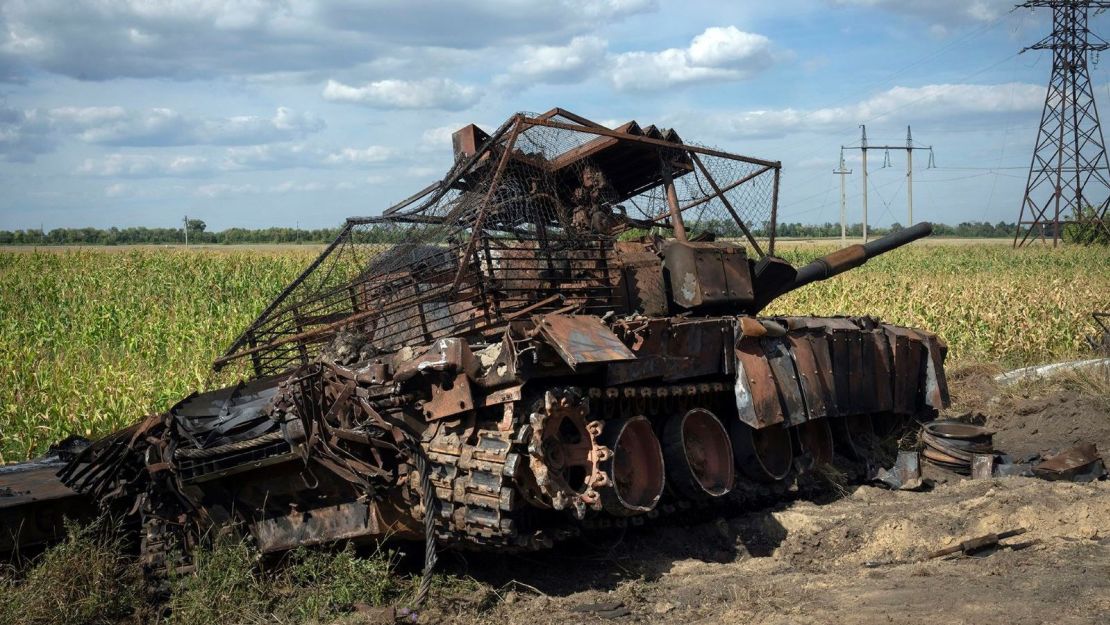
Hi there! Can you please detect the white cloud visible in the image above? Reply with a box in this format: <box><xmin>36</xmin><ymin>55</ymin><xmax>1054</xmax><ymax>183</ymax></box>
<box><xmin>322</xmin><ymin>78</ymin><xmax>479</xmax><ymax>110</ymax></box>
<box><xmin>0</xmin><ymin>0</ymin><xmax>657</xmax><ymax>82</ymax></box>
<box><xmin>49</xmin><ymin>106</ymin><xmax>324</xmax><ymax>146</ymax></box>
<box><xmin>195</xmin><ymin>183</ymin><xmax>262</xmax><ymax>198</ymax></box>
<box><xmin>829</xmin><ymin>1</ymin><xmax>1011</xmax><ymax>28</ymax></box>
<box><xmin>76</xmin><ymin>141</ymin><xmax>397</xmax><ymax>178</ymax></box>
<box><xmin>498</xmin><ymin>36</ymin><xmax>608</xmax><ymax>85</ymax></box>
<box><xmin>225</xmin><ymin>143</ymin><xmax>395</xmax><ymax>170</ymax></box>
<box><xmin>0</xmin><ymin>104</ymin><xmax>326</xmax><ymax>161</ymax></box>
<box><xmin>421</xmin><ymin>125</ymin><xmax>459</xmax><ymax>150</ymax></box>
<box><xmin>104</xmin><ymin>183</ymin><xmax>130</xmax><ymax>197</ymax></box>
<box><xmin>491</xmin><ymin>25</ymin><xmax>780</xmax><ymax>91</ymax></box>
<box><xmin>609</xmin><ymin>26</ymin><xmax>776</xmax><ymax>91</ymax></box>
<box><xmin>195</xmin><ymin>180</ymin><xmax>328</xmax><ymax>198</ymax></box>
<box><xmin>707</xmin><ymin>82</ymin><xmax>1044</xmax><ymax>139</ymax></box>
<box><xmin>323</xmin><ymin>146</ymin><xmax>393</xmax><ymax>165</ymax></box>
<box><xmin>273</xmin><ymin>180</ymin><xmax>325</xmax><ymax>193</ymax></box>
<box><xmin>78</xmin><ymin>153</ymin><xmax>212</xmax><ymax>177</ymax></box>
<box><xmin>315</xmin><ymin>0</ymin><xmax>656</xmax><ymax>49</ymax></box>
<box><xmin>221</xmin><ymin>144</ymin><xmax>322</xmax><ymax>171</ymax></box>
<box><xmin>418</xmin><ymin>120</ymin><xmax>496</xmax><ymax>152</ymax></box>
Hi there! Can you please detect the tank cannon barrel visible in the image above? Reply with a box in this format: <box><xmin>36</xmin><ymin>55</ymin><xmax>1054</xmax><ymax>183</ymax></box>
<box><xmin>791</xmin><ymin>221</ymin><xmax>933</xmax><ymax>290</ymax></box>
<box><xmin>750</xmin><ymin>222</ymin><xmax>932</xmax><ymax>312</ymax></box>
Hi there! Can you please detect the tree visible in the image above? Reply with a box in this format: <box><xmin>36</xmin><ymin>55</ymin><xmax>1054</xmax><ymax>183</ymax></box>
<box><xmin>186</xmin><ymin>219</ymin><xmax>207</xmax><ymax>233</ymax></box>
<box><xmin>1063</xmin><ymin>205</ymin><xmax>1110</xmax><ymax>245</ymax></box>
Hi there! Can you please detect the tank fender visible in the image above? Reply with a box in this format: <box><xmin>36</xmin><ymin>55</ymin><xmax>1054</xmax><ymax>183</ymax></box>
<box><xmin>731</xmin><ymin>318</ymin><xmax>786</xmax><ymax>429</ymax></box>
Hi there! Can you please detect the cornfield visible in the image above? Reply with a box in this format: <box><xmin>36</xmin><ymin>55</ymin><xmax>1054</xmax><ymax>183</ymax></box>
<box><xmin>0</xmin><ymin>243</ymin><xmax>1107</xmax><ymax>462</ymax></box>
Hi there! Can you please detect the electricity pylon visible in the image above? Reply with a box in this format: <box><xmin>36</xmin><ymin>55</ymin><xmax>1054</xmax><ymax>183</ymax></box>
<box><xmin>1015</xmin><ymin>1</ymin><xmax>1110</xmax><ymax>246</ymax></box>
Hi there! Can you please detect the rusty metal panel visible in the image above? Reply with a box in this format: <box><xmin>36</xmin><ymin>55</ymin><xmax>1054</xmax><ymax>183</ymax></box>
<box><xmin>607</xmin><ymin>318</ymin><xmax>668</xmax><ymax>384</ymax></box>
<box><xmin>252</xmin><ymin>500</ymin><xmax>380</xmax><ymax>553</ymax></box>
<box><xmin>537</xmin><ymin>314</ymin><xmax>636</xmax><ymax>369</ymax></box>
<box><xmin>787</xmin><ymin>333</ymin><xmax>829</xmax><ymax>419</ymax></box>
<box><xmin>423</xmin><ymin>372</ymin><xmax>475</xmax><ymax>421</ymax></box>
<box><xmin>904</xmin><ymin>334</ymin><xmax>926</xmax><ymax>412</ymax></box>
<box><xmin>614</xmin><ymin>241</ymin><xmax>667</xmax><ymax>316</ymax></box>
<box><xmin>663</xmin><ymin>320</ymin><xmax>726</xmax><ymax>381</ymax></box>
<box><xmin>912</xmin><ymin>329</ymin><xmax>951</xmax><ymax>409</ymax></box>
<box><xmin>826</xmin><ymin>327</ymin><xmax>871</xmax><ymax>416</ymax></box>
<box><xmin>885</xmin><ymin>326</ymin><xmax>926</xmax><ymax>415</ymax></box>
<box><xmin>829</xmin><ymin>329</ymin><xmax>853</xmax><ymax>415</ymax></box>
<box><xmin>763</xmin><ymin>337</ymin><xmax>807</xmax><ymax>425</ymax></box>
<box><xmin>847</xmin><ymin>331</ymin><xmax>869</xmax><ymax>414</ymax></box>
<box><xmin>718</xmin><ymin>246</ymin><xmax>756</xmax><ymax>302</ymax></box>
<box><xmin>807</xmin><ymin>331</ymin><xmax>838</xmax><ymax>417</ymax></box>
<box><xmin>782</xmin><ymin>316</ymin><xmax>858</xmax><ymax>332</ymax></box>
<box><xmin>735</xmin><ymin>338</ymin><xmax>785</xmax><ymax>428</ymax></box>
<box><xmin>479</xmin><ymin>384</ymin><xmax>523</xmax><ymax>408</ymax></box>
<box><xmin>662</xmin><ymin>241</ymin><xmax>754</xmax><ymax>309</ymax></box>
<box><xmin>452</xmin><ymin>123</ymin><xmax>491</xmax><ymax>160</ymax></box>
<box><xmin>869</xmin><ymin>330</ymin><xmax>895</xmax><ymax>413</ymax></box>
<box><xmin>857</xmin><ymin>330</ymin><xmax>878</xmax><ymax>414</ymax></box>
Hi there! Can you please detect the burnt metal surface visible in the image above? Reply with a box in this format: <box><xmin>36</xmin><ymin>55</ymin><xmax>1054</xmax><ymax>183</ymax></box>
<box><xmin>921</xmin><ymin>421</ymin><xmax>995</xmax><ymax>475</ymax></box>
<box><xmin>1</xmin><ymin>108</ymin><xmax>951</xmax><ymax>570</ymax></box>
<box><xmin>1033</xmin><ymin>443</ymin><xmax>1106</xmax><ymax>481</ymax></box>
<box><xmin>537</xmin><ymin>314</ymin><xmax>636</xmax><ymax>369</ymax></box>
<box><xmin>0</xmin><ymin>460</ymin><xmax>94</xmax><ymax>556</ymax></box>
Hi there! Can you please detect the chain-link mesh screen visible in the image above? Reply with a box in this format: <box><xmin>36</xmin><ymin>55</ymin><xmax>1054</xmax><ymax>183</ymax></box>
<box><xmin>217</xmin><ymin>111</ymin><xmax>779</xmax><ymax>377</ymax></box>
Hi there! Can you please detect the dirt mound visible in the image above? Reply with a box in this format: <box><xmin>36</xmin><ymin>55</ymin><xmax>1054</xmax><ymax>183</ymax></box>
<box><xmin>946</xmin><ymin>363</ymin><xmax>1110</xmax><ymax>456</ymax></box>
<box><xmin>768</xmin><ymin>478</ymin><xmax>1108</xmax><ymax>569</ymax></box>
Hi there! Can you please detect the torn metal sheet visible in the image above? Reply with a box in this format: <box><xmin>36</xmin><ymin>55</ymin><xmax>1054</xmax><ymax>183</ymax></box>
<box><xmin>1033</xmin><ymin>443</ymin><xmax>1106</xmax><ymax>482</ymax></box>
<box><xmin>537</xmin><ymin>314</ymin><xmax>636</xmax><ymax>369</ymax></box>
<box><xmin>872</xmin><ymin>450</ymin><xmax>929</xmax><ymax>491</ymax></box>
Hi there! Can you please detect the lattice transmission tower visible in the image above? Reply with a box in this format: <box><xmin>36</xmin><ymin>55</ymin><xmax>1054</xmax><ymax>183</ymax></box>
<box><xmin>1015</xmin><ymin>1</ymin><xmax>1110</xmax><ymax>246</ymax></box>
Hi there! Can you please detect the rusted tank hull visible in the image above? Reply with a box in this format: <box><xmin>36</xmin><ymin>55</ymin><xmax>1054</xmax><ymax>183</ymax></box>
<box><xmin>27</xmin><ymin>313</ymin><xmax>946</xmax><ymax>565</ymax></box>
<box><xmin>2</xmin><ymin>110</ymin><xmax>950</xmax><ymax>568</ymax></box>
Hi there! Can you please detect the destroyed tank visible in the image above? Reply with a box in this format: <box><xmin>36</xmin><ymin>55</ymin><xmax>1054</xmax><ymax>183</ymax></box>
<box><xmin>1</xmin><ymin>108</ymin><xmax>949</xmax><ymax>570</ymax></box>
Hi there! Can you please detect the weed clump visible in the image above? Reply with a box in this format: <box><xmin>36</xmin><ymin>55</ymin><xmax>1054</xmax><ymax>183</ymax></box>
<box><xmin>1</xmin><ymin>523</ymin><xmax>403</xmax><ymax>625</ymax></box>
<box><xmin>165</xmin><ymin>538</ymin><xmax>401</xmax><ymax>625</ymax></box>
<box><xmin>0</xmin><ymin>521</ymin><xmax>141</xmax><ymax>625</ymax></box>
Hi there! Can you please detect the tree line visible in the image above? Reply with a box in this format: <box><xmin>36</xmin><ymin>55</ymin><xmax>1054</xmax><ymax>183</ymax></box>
<box><xmin>0</xmin><ymin>224</ymin><xmax>402</xmax><ymax>246</ymax></box>
<box><xmin>772</xmin><ymin>221</ymin><xmax>1019</xmax><ymax>239</ymax></box>
<box><xmin>0</xmin><ymin>220</ymin><xmax>1025</xmax><ymax>246</ymax></box>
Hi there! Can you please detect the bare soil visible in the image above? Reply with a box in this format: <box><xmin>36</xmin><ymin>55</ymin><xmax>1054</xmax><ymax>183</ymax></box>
<box><xmin>412</xmin><ymin>369</ymin><xmax>1110</xmax><ymax>625</ymax></box>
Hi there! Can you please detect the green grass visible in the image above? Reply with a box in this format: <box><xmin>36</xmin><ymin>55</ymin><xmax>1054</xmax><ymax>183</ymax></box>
<box><xmin>165</xmin><ymin>540</ymin><xmax>401</xmax><ymax>625</ymax></box>
<box><xmin>0</xmin><ymin>527</ymin><xmax>403</xmax><ymax>625</ymax></box>
<box><xmin>0</xmin><ymin>521</ymin><xmax>142</xmax><ymax>625</ymax></box>
<box><xmin>1</xmin><ymin>243</ymin><xmax>1107</xmax><ymax>461</ymax></box>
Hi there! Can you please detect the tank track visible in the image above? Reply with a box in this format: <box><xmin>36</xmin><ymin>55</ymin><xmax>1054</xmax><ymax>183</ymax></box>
<box><xmin>416</xmin><ymin>379</ymin><xmax>870</xmax><ymax>549</ymax></box>
<box><xmin>423</xmin><ymin>420</ymin><xmax>541</xmax><ymax>549</ymax></box>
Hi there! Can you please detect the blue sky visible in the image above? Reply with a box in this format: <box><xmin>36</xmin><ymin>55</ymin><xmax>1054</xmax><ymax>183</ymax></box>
<box><xmin>1</xmin><ymin>0</ymin><xmax>1106</xmax><ymax>231</ymax></box>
